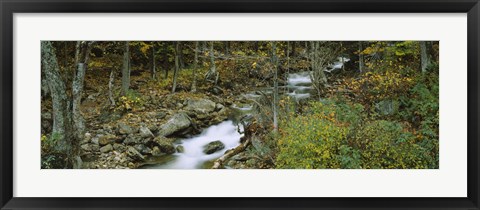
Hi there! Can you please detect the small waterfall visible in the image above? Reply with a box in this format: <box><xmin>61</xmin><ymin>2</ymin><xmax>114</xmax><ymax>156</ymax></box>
<box><xmin>144</xmin><ymin>121</ymin><xmax>243</xmax><ymax>169</ymax></box>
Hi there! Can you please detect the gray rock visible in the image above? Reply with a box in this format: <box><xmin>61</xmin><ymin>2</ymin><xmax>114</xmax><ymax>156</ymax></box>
<box><xmin>117</xmin><ymin>122</ymin><xmax>134</xmax><ymax>135</ymax></box>
<box><xmin>98</xmin><ymin>134</ymin><xmax>117</xmax><ymax>146</ymax></box>
<box><xmin>113</xmin><ymin>143</ymin><xmax>126</xmax><ymax>152</ymax></box>
<box><xmin>185</xmin><ymin>98</ymin><xmax>216</xmax><ymax>114</ymax></box>
<box><xmin>158</xmin><ymin>113</ymin><xmax>191</xmax><ymax>137</ymax></box>
<box><xmin>126</xmin><ymin>146</ymin><xmax>144</xmax><ymax>161</ymax></box>
<box><xmin>100</xmin><ymin>144</ymin><xmax>113</xmax><ymax>153</ymax></box>
<box><xmin>215</xmin><ymin>103</ymin><xmax>225</xmax><ymax>111</ymax></box>
<box><xmin>153</xmin><ymin>136</ymin><xmax>176</xmax><ymax>154</ymax></box>
<box><xmin>176</xmin><ymin>145</ymin><xmax>185</xmax><ymax>153</ymax></box>
<box><xmin>203</xmin><ymin>140</ymin><xmax>225</xmax><ymax>154</ymax></box>
<box><xmin>134</xmin><ymin>144</ymin><xmax>152</xmax><ymax>155</ymax></box>
<box><xmin>139</xmin><ymin>126</ymin><xmax>154</xmax><ymax>138</ymax></box>
<box><xmin>124</xmin><ymin>134</ymin><xmax>142</xmax><ymax>145</ymax></box>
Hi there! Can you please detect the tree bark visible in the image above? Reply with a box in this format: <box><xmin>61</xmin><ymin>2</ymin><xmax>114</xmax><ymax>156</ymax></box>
<box><xmin>151</xmin><ymin>43</ymin><xmax>156</xmax><ymax>80</ymax></box>
<box><xmin>72</xmin><ymin>41</ymin><xmax>93</xmax><ymax>140</ymax></box>
<box><xmin>205</xmin><ymin>41</ymin><xmax>217</xmax><ymax>84</ymax></box>
<box><xmin>420</xmin><ymin>41</ymin><xmax>431</xmax><ymax>73</ymax></box>
<box><xmin>172</xmin><ymin>41</ymin><xmax>180</xmax><ymax>93</ymax></box>
<box><xmin>41</xmin><ymin>41</ymin><xmax>74</xmax><ymax>159</ymax></box>
<box><xmin>108</xmin><ymin>68</ymin><xmax>116</xmax><ymax>107</ymax></box>
<box><xmin>359</xmin><ymin>41</ymin><xmax>364</xmax><ymax>73</ymax></box>
<box><xmin>121</xmin><ymin>41</ymin><xmax>130</xmax><ymax>96</ymax></box>
<box><xmin>272</xmin><ymin>42</ymin><xmax>279</xmax><ymax>132</ymax></box>
<box><xmin>191</xmin><ymin>41</ymin><xmax>198</xmax><ymax>92</ymax></box>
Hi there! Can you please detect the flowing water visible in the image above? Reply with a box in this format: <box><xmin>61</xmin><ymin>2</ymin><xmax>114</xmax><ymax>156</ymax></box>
<box><xmin>144</xmin><ymin>57</ymin><xmax>349</xmax><ymax>169</ymax></box>
<box><xmin>143</xmin><ymin>120</ymin><xmax>243</xmax><ymax>169</ymax></box>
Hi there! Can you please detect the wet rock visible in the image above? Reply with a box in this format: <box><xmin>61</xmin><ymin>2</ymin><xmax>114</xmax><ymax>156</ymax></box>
<box><xmin>176</xmin><ymin>145</ymin><xmax>185</xmax><ymax>153</ymax></box>
<box><xmin>203</xmin><ymin>140</ymin><xmax>225</xmax><ymax>154</ymax></box>
<box><xmin>158</xmin><ymin>113</ymin><xmax>191</xmax><ymax>137</ymax></box>
<box><xmin>117</xmin><ymin>122</ymin><xmax>134</xmax><ymax>135</ymax></box>
<box><xmin>126</xmin><ymin>146</ymin><xmax>144</xmax><ymax>161</ymax></box>
<box><xmin>185</xmin><ymin>98</ymin><xmax>216</xmax><ymax>114</ymax></box>
<box><xmin>153</xmin><ymin>136</ymin><xmax>176</xmax><ymax>154</ymax></box>
<box><xmin>98</xmin><ymin>134</ymin><xmax>117</xmax><ymax>146</ymax></box>
<box><xmin>100</xmin><ymin>144</ymin><xmax>113</xmax><ymax>153</ymax></box>
<box><xmin>151</xmin><ymin>146</ymin><xmax>162</xmax><ymax>157</ymax></box>
<box><xmin>139</xmin><ymin>126</ymin><xmax>154</xmax><ymax>138</ymax></box>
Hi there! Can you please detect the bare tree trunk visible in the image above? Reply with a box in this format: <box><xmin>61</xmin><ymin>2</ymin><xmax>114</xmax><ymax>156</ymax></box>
<box><xmin>205</xmin><ymin>41</ymin><xmax>217</xmax><ymax>84</ymax></box>
<box><xmin>151</xmin><ymin>43</ymin><xmax>156</xmax><ymax>80</ymax></box>
<box><xmin>41</xmin><ymin>41</ymin><xmax>75</xmax><ymax>165</ymax></box>
<box><xmin>121</xmin><ymin>41</ymin><xmax>130</xmax><ymax>96</ymax></box>
<box><xmin>191</xmin><ymin>41</ymin><xmax>198</xmax><ymax>92</ymax></box>
<box><xmin>420</xmin><ymin>41</ymin><xmax>431</xmax><ymax>73</ymax></box>
<box><xmin>359</xmin><ymin>41</ymin><xmax>364</xmax><ymax>73</ymax></box>
<box><xmin>272</xmin><ymin>42</ymin><xmax>279</xmax><ymax>132</ymax></box>
<box><xmin>178</xmin><ymin>42</ymin><xmax>185</xmax><ymax>69</ymax></box>
<box><xmin>172</xmin><ymin>41</ymin><xmax>180</xmax><ymax>93</ymax></box>
<box><xmin>108</xmin><ymin>68</ymin><xmax>116</xmax><ymax>107</ymax></box>
<box><xmin>72</xmin><ymin>41</ymin><xmax>93</xmax><ymax>140</ymax></box>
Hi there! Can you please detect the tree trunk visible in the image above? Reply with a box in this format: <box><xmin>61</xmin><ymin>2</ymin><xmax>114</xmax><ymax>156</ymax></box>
<box><xmin>272</xmin><ymin>42</ymin><xmax>279</xmax><ymax>132</ymax></box>
<box><xmin>291</xmin><ymin>41</ymin><xmax>296</xmax><ymax>57</ymax></box>
<box><xmin>178</xmin><ymin>42</ymin><xmax>185</xmax><ymax>69</ymax></box>
<box><xmin>224</xmin><ymin>41</ymin><xmax>230</xmax><ymax>55</ymax></box>
<box><xmin>191</xmin><ymin>41</ymin><xmax>198</xmax><ymax>92</ymax></box>
<box><xmin>108</xmin><ymin>67</ymin><xmax>116</xmax><ymax>107</ymax></box>
<box><xmin>121</xmin><ymin>41</ymin><xmax>130</xmax><ymax>96</ymax></box>
<box><xmin>172</xmin><ymin>41</ymin><xmax>180</xmax><ymax>93</ymax></box>
<box><xmin>151</xmin><ymin>43</ymin><xmax>156</xmax><ymax>80</ymax></box>
<box><xmin>205</xmin><ymin>41</ymin><xmax>217</xmax><ymax>83</ymax></box>
<box><xmin>41</xmin><ymin>41</ymin><xmax>74</xmax><ymax>163</ymax></box>
<box><xmin>72</xmin><ymin>41</ymin><xmax>93</xmax><ymax>140</ymax></box>
<box><xmin>420</xmin><ymin>41</ymin><xmax>431</xmax><ymax>73</ymax></box>
<box><xmin>359</xmin><ymin>41</ymin><xmax>364</xmax><ymax>73</ymax></box>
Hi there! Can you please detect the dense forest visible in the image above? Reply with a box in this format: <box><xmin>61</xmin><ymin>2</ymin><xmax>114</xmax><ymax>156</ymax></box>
<box><xmin>41</xmin><ymin>41</ymin><xmax>439</xmax><ymax>169</ymax></box>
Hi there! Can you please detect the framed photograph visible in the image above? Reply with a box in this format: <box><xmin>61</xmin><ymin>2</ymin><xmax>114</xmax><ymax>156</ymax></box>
<box><xmin>1</xmin><ymin>0</ymin><xmax>479</xmax><ymax>209</ymax></box>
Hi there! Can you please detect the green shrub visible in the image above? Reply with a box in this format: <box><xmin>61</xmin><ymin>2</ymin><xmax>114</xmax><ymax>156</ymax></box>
<box><xmin>350</xmin><ymin>120</ymin><xmax>434</xmax><ymax>169</ymax></box>
<box><xmin>276</xmin><ymin>100</ymin><xmax>362</xmax><ymax>169</ymax></box>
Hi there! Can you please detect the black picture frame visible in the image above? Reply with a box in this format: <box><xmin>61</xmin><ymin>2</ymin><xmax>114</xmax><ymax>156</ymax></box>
<box><xmin>1</xmin><ymin>0</ymin><xmax>479</xmax><ymax>209</ymax></box>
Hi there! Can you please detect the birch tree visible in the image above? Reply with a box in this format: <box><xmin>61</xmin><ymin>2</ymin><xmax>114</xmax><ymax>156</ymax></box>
<box><xmin>191</xmin><ymin>41</ymin><xmax>199</xmax><ymax>92</ymax></box>
<box><xmin>420</xmin><ymin>41</ymin><xmax>431</xmax><ymax>73</ymax></box>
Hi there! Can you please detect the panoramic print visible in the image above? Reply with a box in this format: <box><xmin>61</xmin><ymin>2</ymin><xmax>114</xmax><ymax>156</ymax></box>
<box><xmin>41</xmin><ymin>41</ymin><xmax>439</xmax><ymax>169</ymax></box>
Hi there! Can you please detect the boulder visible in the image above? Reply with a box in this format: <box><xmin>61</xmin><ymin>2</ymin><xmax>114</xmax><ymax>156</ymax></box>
<box><xmin>203</xmin><ymin>140</ymin><xmax>225</xmax><ymax>154</ymax></box>
<box><xmin>139</xmin><ymin>126</ymin><xmax>154</xmax><ymax>138</ymax></box>
<box><xmin>185</xmin><ymin>98</ymin><xmax>216</xmax><ymax>114</ymax></box>
<box><xmin>126</xmin><ymin>146</ymin><xmax>144</xmax><ymax>161</ymax></box>
<box><xmin>98</xmin><ymin>134</ymin><xmax>117</xmax><ymax>146</ymax></box>
<box><xmin>100</xmin><ymin>144</ymin><xmax>113</xmax><ymax>153</ymax></box>
<box><xmin>176</xmin><ymin>145</ymin><xmax>185</xmax><ymax>153</ymax></box>
<box><xmin>117</xmin><ymin>122</ymin><xmax>134</xmax><ymax>135</ymax></box>
<box><xmin>158</xmin><ymin>113</ymin><xmax>191</xmax><ymax>137</ymax></box>
<box><xmin>153</xmin><ymin>136</ymin><xmax>176</xmax><ymax>154</ymax></box>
